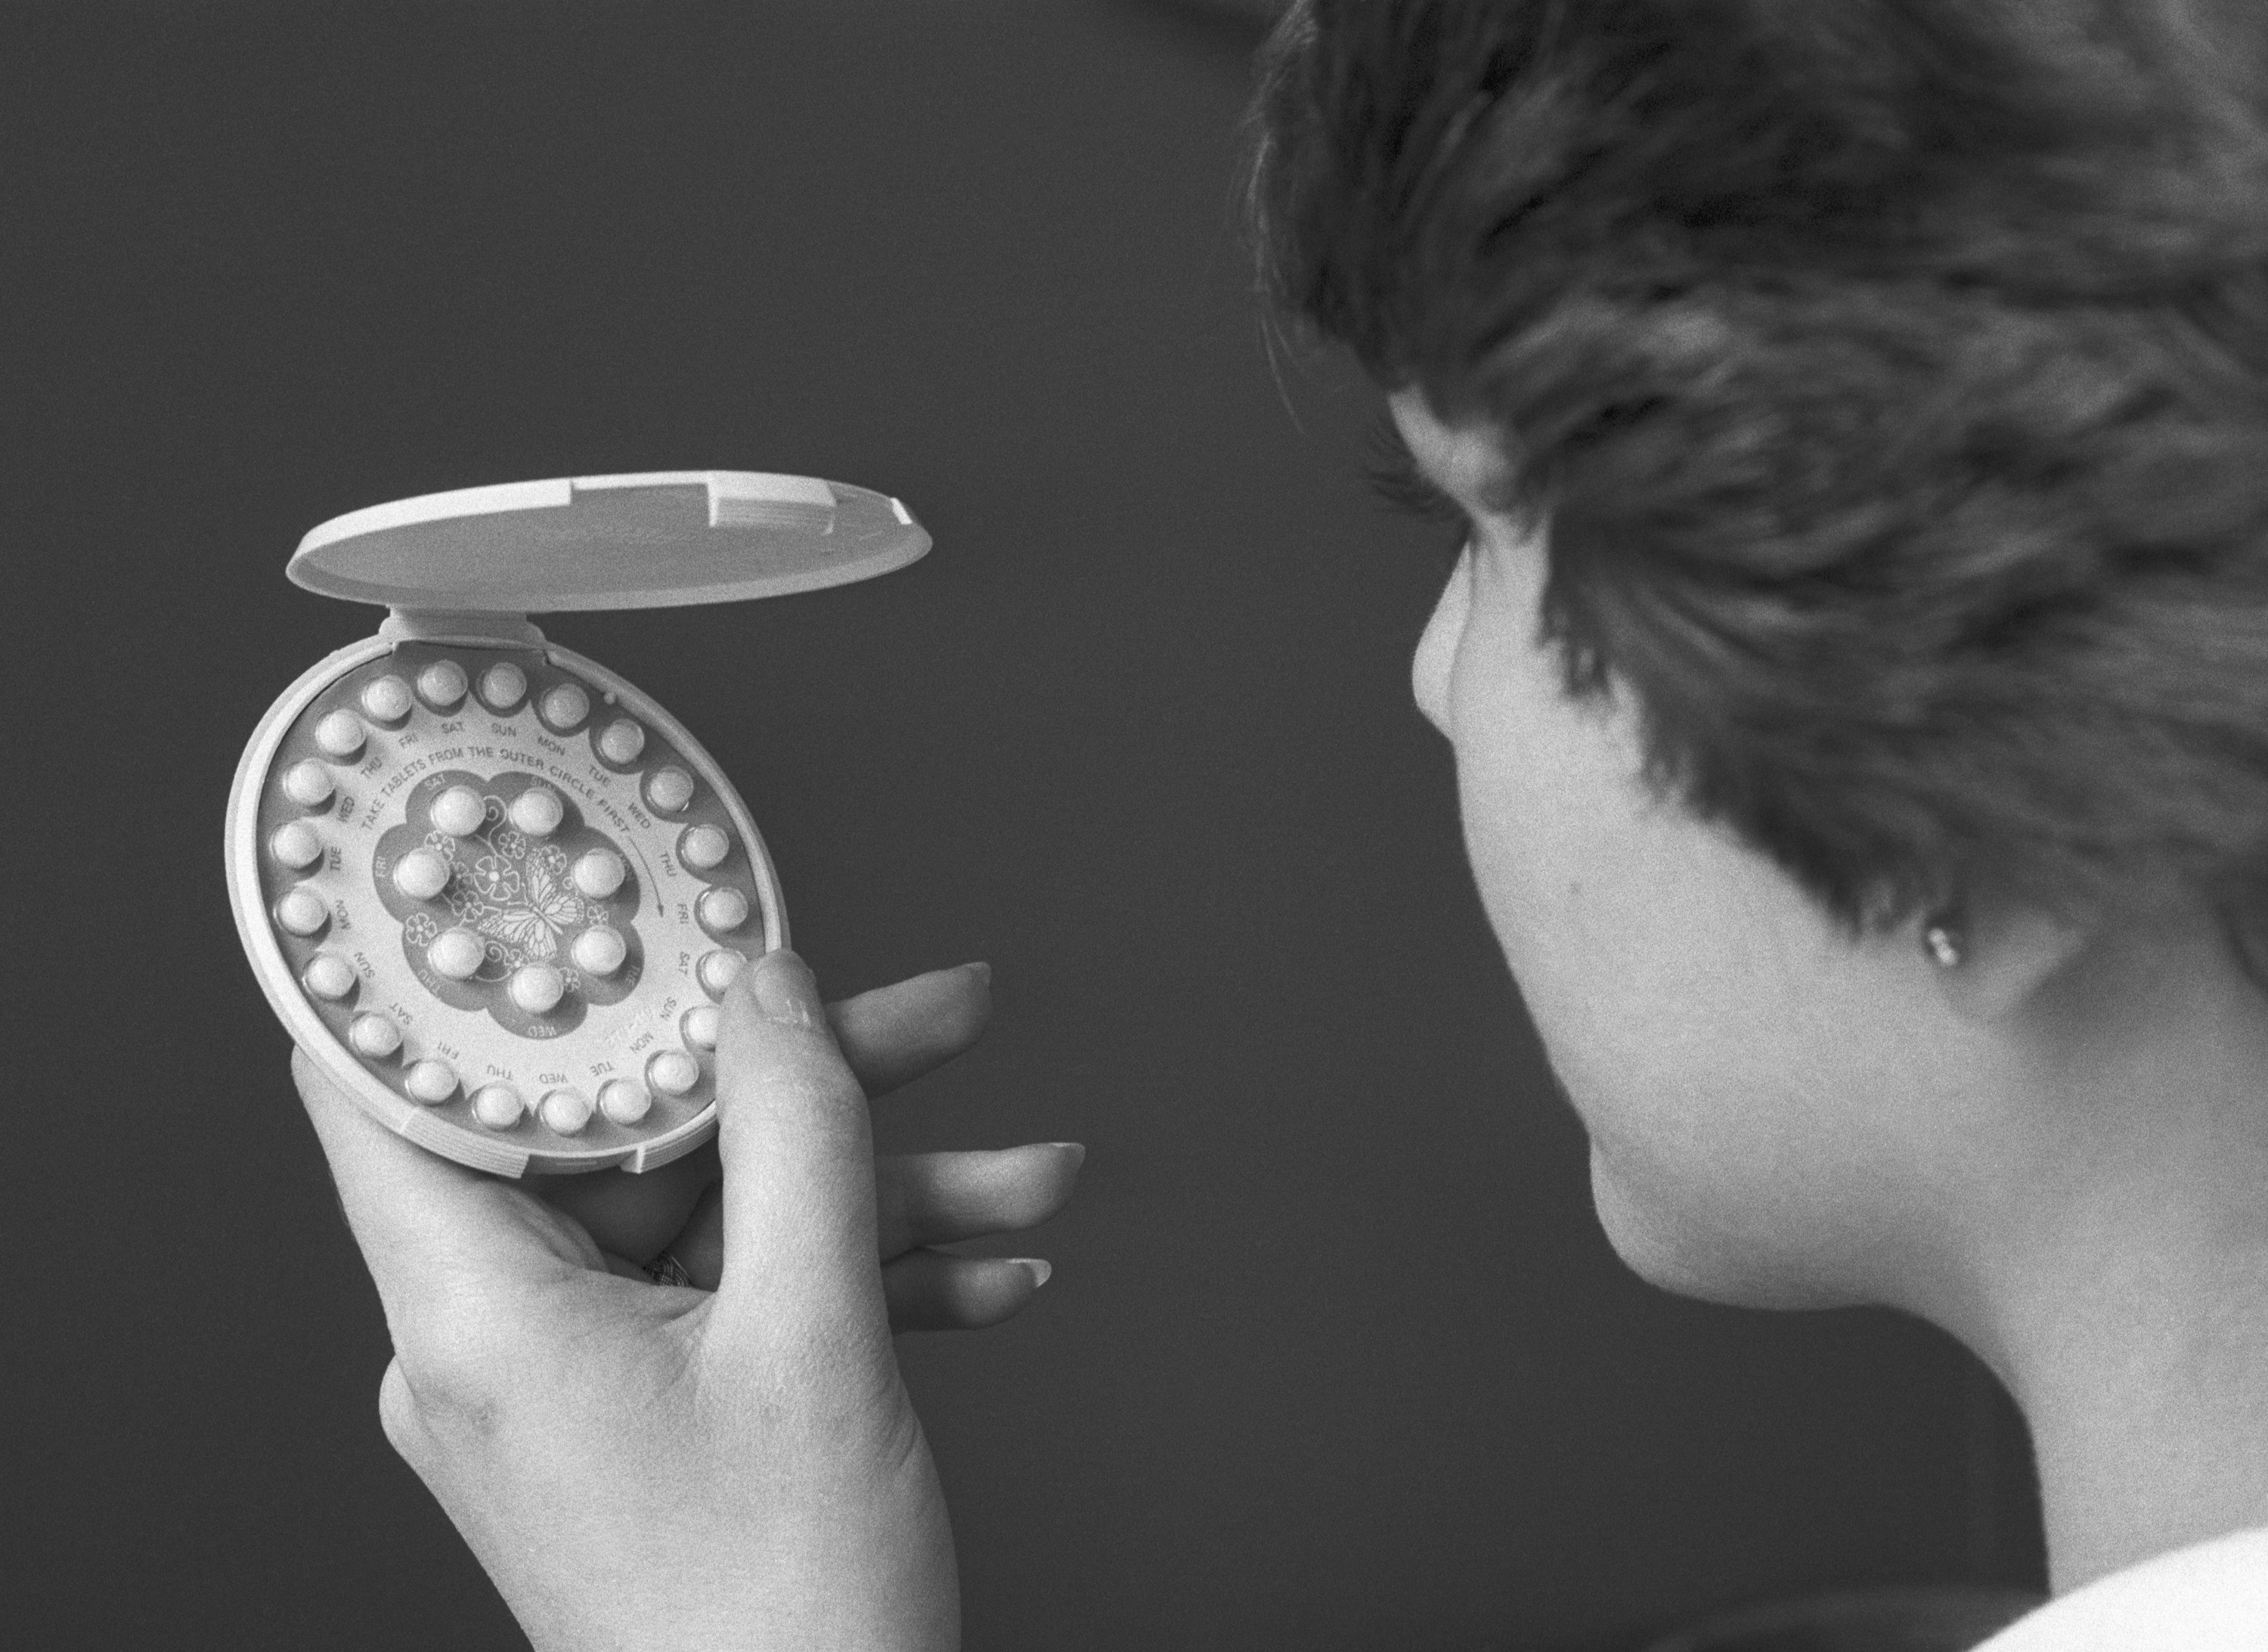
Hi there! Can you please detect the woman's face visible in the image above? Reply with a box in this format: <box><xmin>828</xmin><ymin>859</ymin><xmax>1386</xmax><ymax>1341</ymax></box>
<box><xmin>1392</xmin><ymin>392</ymin><xmax>2003</xmax><ymax>1313</ymax></box>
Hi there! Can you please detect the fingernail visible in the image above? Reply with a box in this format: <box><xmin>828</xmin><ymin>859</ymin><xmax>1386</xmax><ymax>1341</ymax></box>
<box><xmin>749</xmin><ymin>950</ymin><xmax>817</xmax><ymax>1027</ymax></box>
<box><xmin>1009</xmin><ymin>1257</ymin><xmax>1052</xmax><ymax>1289</ymax></box>
<box><xmin>962</xmin><ymin>960</ymin><xmax>993</xmax><ymax>987</ymax></box>
<box><xmin>1046</xmin><ymin>1141</ymin><xmax>1087</xmax><ymax>1167</ymax></box>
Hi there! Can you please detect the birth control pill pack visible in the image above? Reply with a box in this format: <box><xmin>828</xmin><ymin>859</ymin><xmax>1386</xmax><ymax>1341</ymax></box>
<box><xmin>226</xmin><ymin>470</ymin><xmax>928</xmax><ymax>1176</ymax></box>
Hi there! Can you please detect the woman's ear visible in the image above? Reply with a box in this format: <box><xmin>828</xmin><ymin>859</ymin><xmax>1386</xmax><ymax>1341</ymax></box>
<box><xmin>1924</xmin><ymin>897</ymin><xmax>2094</xmax><ymax>1024</ymax></box>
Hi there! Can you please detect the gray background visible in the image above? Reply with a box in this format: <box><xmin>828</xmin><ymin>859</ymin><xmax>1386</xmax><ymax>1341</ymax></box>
<box><xmin>4</xmin><ymin>4</ymin><xmax>2040</xmax><ymax>1646</ymax></box>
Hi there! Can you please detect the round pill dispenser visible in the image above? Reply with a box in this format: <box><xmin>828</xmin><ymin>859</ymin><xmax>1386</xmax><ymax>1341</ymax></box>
<box><xmin>226</xmin><ymin>470</ymin><xmax>929</xmax><ymax>1176</ymax></box>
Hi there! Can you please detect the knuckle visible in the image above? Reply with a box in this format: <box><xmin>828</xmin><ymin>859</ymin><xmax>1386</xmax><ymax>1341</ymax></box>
<box><xmin>723</xmin><ymin>1064</ymin><xmax>871</xmax><ymax>1148</ymax></box>
<box><xmin>384</xmin><ymin>1308</ymin><xmax>528</xmax><ymax>1443</ymax></box>
<box><xmin>376</xmin><ymin>1359</ymin><xmax>429</xmax><ymax>1459</ymax></box>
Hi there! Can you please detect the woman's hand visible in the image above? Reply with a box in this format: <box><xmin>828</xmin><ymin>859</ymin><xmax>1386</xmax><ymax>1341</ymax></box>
<box><xmin>532</xmin><ymin>962</ymin><xmax>1084</xmax><ymax>1330</ymax></box>
<box><xmin>295</xmin><ymin>951</ymin><xmax>1080</xmax><ymax>1652</ymax></box>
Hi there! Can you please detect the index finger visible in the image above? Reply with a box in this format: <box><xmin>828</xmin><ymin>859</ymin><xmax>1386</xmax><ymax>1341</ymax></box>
<box><xmin>535</xmin><ymin>964</ymin><xmax>993</xmax><ymax>1265</ymax></box>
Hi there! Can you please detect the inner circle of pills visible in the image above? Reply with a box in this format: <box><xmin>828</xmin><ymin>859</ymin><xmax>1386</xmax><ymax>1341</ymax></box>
<box><xmin>572</xmin><ymin>848</ymin><xmax>626</xmax><ymax>898</ymax></box>
<box><xmin>510</xmin><ymin>965</ymin><xmax>567</xmax><ymax>1015</ymax></box>
<box><xmin>392</xmin><ymin>847</ymin><xmax>453</xmax><ymax>900</ymax></box>
<box><xmin>430</xmin><ymin>785</ymin><xmax>486</xmax><ymax>837</ymax></box>
<box><xmin>429</xmin><ymin>928</ymin><xmax>485</xmax><ymax>979</ymax></box>
<box><xmin>572</xmin><ymin>926</ymin><xmax>627</xmax><ymax>976</ymax></box>
<box><xmin>508</xmin><ymin>787</ymin><xmax>565</xmax><ymax>836</ymax></box>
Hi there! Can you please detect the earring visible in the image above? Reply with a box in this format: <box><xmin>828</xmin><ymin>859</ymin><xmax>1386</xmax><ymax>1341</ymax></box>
<box><xmin>1923</xmin><ymin>918</ymin><xmax>1965</xmax><ymax>969</ymax></box>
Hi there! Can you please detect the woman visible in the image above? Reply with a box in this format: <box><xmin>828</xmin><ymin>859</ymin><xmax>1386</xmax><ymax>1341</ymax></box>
<box><xmin>294</xmin><ymin>0</ymin><xmax>2268</xmax><ymax>1643</ymax></box>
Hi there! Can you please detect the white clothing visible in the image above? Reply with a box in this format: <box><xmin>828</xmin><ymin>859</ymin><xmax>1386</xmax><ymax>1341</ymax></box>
<box><xmin>1980</xmin><ymin>1526</ymin><xmax>2268</xmax><ymax>1650</ymax></box>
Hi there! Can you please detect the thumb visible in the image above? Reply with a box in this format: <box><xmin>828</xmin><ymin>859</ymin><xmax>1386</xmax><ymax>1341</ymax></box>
<box><xmin>708</xmin><ymin>949</ymin><xmax>888</xmax><ymax>1337</ymax></box>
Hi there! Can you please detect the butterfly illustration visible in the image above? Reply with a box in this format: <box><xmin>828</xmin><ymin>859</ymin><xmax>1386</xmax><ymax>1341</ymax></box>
<box><xmin>411</xmin><ymin>790</ymin><xmax>610</xmax><ymax>973</ymax></box>
<box><xmin>486</xmin><ymin>848</ymin><xmax>594</xmax><ymax>961</ymax></box>
<box><xmin>445</xmin><ymin>839</ymin><xmax>600</xmax><ymax>969</ymax></box>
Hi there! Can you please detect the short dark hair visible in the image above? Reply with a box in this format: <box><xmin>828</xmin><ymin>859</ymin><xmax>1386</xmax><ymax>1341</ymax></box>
<box><xmin>1252</xmin><ymin>0</ymin><xmax>2268</xmax><ymax>950</ymax></box>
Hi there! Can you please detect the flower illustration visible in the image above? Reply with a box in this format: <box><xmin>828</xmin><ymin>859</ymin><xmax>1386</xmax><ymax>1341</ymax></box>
<box><xmin>381</xmin><ymin>770</ymin><xmax>643</xmax><ymax>1029</ymax></box>
<box><xmin>467</xmin><ymin>853</ymin><xmax>522</xmax><ymax>902</ymax></box>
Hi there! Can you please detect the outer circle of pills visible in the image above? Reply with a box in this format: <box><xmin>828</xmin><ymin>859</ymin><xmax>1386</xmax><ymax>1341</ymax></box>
<box><xmin>683</xmin><ymin>1004</ymin><xmax>721</xmax><ymax>1049</ymax></box>
<box><xmin>302</xmin><ymin>953</ymin><xmax>357</xmax><ymax>1000</ymax></box>
<box><xmin>646</xmin><ymin>767</ymin><xmax>695</xmax><ymax>813</ymax></box>
<box><xmin>392</xmin><ymin>847</ymin><xmax>453</xmax><ymax>900</ymax></box>
<box><xmin>417</xmin><ymin>660</ymin><xmax>468</xmax><ymax>708</ymax></box>
<box><xmin>596</xmin><ymin>718</ymin><xmax>646</xmax><ymax>764</ymax></box>
<box><xmin>572</xmin><ymin>848</ymin><xmax>627</xmax><ymax>899</ymax></box>
<box><xmin>479</xmin><ymin>662</ymin><xmax>528</xmax><ymax>711</ymax></box>
<box><xmin>471</xmin><ymin>1083</ymin><xmax>524</xmax><ymax>1130</ymax></box>
<box><xmin>572</xmin><ymin>926</ymin><xmax>627</xmax><ymax>976</ymax></box>
<box><xmin>276</xmin><ymin>887</ymin><xmax>329</xmax><ymax>937</ymax></box>
<box><xmin>540</xmin><ymin>1089</ymin><xmax>595</xmax><ymax>1135</ymax></box>
<box><xmin>349</xmin><ymin>1013</ymin><xmax>403</xmax><ymax>1058</ymax></box>
<box><xmin>429</xmin><ymin>928</ymin><xmax>486</xmax><ymax>980</ymax></box>
<box><xmin>696</xmin><ymin>950</ymin><xmax>745</xmax><ymax>998</ymax></box>
<box><xmin>647</xmin><ymin>1049</ymin><xmax>701</xmax><ymax>1096</ymax></box>
<box><xmin>271</xmin><ymin>820</ymin><xmax>324</xmax><ymax>870</ymax></box>
<box><xmin>539</xmin><ymin>683</ymin><xmax>590</xmax><ymax>732</ymax></box>
<box><xmin>598</xmin><ymin>1079</ymin><xmax>652</xmax><ymax>1126</ymax></box>
<box><xmin>314</xmin><ymin>709</ymin><xmax>365</xmax><ymax>759</ymax></box>
<box><xmin>282</xmin><ymin>761</ymin><xmax>335</xmax><ymax>808</ymax></box>
<box><xmin>680</xmin><ymin>824</ymin><xmax>730</xmax><ymax>870</ymax></box>
<box><xmin>699</xmin><ymin>888</ymin><xmax>750</xmax><ymax>932</ymax></box>
<box><xmin>510</xmin><ymin>964</ymin><xmax>567</xmax><ymax>1015</ymax></box>
<box><xmin>509</xmin><ymin>787</ymin><xmax>565</xmax><ymax>837</ymax></box>
<box><xmin>362</xmin><ymin>676</ymin><xmax>414</xmax><ymax>722</ymax></box>
<box><xmin>431</xmin><ymin>785</ymin><xmax>486</xmax><ymax>837</ymax></box>
<box><xmin>404</xmin><ymin>1059</ymin><xmax>458</xmax><ymax>1105</ymax></box>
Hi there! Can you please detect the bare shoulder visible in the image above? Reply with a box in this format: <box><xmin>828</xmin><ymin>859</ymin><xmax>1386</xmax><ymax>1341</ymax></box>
<box><xmin>1981</xmin><ymin>1529</ymin><xmax>2268</xmax><ymax>1652</ymax></box>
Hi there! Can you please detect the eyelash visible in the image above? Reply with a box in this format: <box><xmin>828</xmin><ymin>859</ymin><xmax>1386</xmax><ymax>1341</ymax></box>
<box><xmin>1362</xmin><ymin>414</ymin><xmax>1467</xmax><ymax>530</ymax></box>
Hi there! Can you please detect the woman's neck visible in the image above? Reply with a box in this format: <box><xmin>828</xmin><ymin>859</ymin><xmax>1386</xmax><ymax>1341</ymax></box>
<box><xmin>1997</xmin><ymin>1214</ymin><xmax>2268</xmax><ymax>1592</ymax></box>
<box><xmin>1954</xmin><ymin>953</ymin><xmax>2268</xmax><ymax>1593</ymax></box>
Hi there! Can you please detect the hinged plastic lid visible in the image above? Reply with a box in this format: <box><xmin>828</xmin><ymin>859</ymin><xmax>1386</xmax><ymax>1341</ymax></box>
<box><xmin>290</xmin><ymin>470</ymin><xmax>929</xmax><ymax>612</ymax></box>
